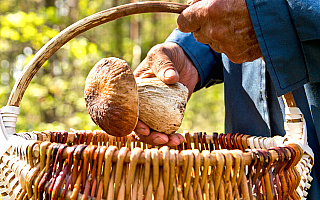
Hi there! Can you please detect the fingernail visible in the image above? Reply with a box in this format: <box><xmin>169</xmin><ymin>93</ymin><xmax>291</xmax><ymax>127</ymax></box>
<box><xmin>153</xmin><ymin>136</ymin><xmax>167</xmax><ymax>144</ymax></box>
<box><xmin>163</xmin><ymin>69</ymin><xmax>176</xmax><ymax>80</ymax></box>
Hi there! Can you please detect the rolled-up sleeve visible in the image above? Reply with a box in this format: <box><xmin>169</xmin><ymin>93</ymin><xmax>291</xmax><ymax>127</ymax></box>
<box><xmin>246</xmin><ymin>0</ymin><xmax>320</xmax><ymax>95</ymax></box>
<box><xmin>165</xmin><ymin>29</ymin><xmax>223</xmax><ymax>91</ymax></box>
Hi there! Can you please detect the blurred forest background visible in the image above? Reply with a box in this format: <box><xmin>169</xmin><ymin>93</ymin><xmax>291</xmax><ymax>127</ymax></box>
<box><xmin>0</xmin><ymin>0</ymin><xmax>225</xmax><ymax>134</ymax></box>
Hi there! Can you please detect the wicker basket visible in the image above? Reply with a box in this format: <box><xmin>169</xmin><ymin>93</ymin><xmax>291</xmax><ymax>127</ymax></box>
<box><xmin>0</xmin><ymin>2</ymin><xmax>314</xmax><ymax>200</ymax></box>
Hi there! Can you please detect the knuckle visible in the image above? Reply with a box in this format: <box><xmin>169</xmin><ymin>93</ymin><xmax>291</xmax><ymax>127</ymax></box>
<box><xmin>146</xmin><ymin>45</ymin><xmax>174</xmax><ymax>74</ymax></box>
<box><xmin>209</xmin><ymin>42</ymin><xmax>223</xmax><ymax>53</ymax></box>
<box><xmin>148</xmin><ymin>44</ymin><xmax>163</xmax><ymax>57</ymax></box>
<box><xmin>193</xmin><ymin>31</ymin><xmax>210</xmax><ymax>44</ymax></box>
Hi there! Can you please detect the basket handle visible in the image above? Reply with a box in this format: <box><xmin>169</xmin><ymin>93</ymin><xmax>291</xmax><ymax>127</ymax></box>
<box><xmin>6</xmin><ymin>1</ymin><xmax>188</xmax><ymax>107</ymax></box>
<box><xmin>283</xmin><ymin>92</ymin><xmax>296</xmax><ymax>107</ymax></box>
<box><xmin>283</xmin><ymin>92</ymin><xmax>308</xmax><ymax>145</ymax></box>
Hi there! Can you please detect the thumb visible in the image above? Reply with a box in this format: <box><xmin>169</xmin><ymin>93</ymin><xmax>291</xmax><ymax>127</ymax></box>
<box><xmin>160</xmin><ymin>68</ymin><xmax>179</xmax><ymax>85</ymax></box>
<box><xmin>147</xmin><ymin>46</ymin><xmax>180</xmax><ymax>84</ymax></box>
<box><xmin>177</xmin><ymin>1</ymin><xmax>204</xmax><ymax>33</ymax></box>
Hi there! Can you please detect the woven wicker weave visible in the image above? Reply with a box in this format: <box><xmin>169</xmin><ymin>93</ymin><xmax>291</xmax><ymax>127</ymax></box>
<box><xmin>0</xmin><ymin>2</ymin><xmax>314</xmax><ymax>200</ymax></box>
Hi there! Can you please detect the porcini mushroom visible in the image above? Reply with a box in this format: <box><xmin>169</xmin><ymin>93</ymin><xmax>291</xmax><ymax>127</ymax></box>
<box><xmin>84</xmin><ymin>57</ymin><xmax>139</xmax><ymax>137</ymax></box>
<box><xmin>136</xmin><ymin>77</ymin><xmax>188</xmax><ymax>134</ymax></box>
<box><xmin>85</xmin><ymin>57</ymin><xmax>188</xmax><ymax>137</ymax></box>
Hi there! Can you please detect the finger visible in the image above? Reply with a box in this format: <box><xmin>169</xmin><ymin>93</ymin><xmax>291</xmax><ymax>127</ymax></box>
<box><xmin>147</xmin><ymin>45</ymin><xmax>180</xmax><ymax>84</ymax></box>
<box><xmin>177</xmin><ymin>1</ymin><xmax>205</xmax><ymax>33</ymax></box>
<box><xmin>166</xmin><ymin>133</ymin><xmax>185</xmax><ymax>147</ymax></box>
<box><xmin>177</xmin><ymin>133</ymin><xmax>185</xmax><ymax>143</ymax></box>
<box><xmin>134</xmin><ymin>120</ymin><xmax>150</xmax><ymax>136</ymax></box>
<box><xmin>161</xmin><ymin>68</ymin><xmax>178</xmax><ymax>84</ymax></box>
<box><xmin>135</xmin><ymin>130</ymin><xmax>169</xmax><ymax>146</ymax></box>
<box><xmin>133</xmin><ymin>59</ymin><xmax>156</xmax><ymax>78</ymax></box>
<box><xmin>133</xmin><ymin>59</ymin><xmax>148</xmax><ymax>77</ymax></box>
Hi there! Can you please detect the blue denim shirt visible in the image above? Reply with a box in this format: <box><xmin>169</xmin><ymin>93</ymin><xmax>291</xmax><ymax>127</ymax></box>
<box><xmin>246</xmin><ymin>0</ymin><xmax>320</xmax><ymax>95</ymax></box>
<box><xmin>166</xmin><ymin>29</ymin><xmax>320</xmax><ymax>199</ymax></box>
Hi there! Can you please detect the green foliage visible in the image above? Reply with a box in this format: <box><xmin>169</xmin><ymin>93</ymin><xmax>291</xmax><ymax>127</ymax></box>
<box><xmin>0</xmin><ymin>0</ymin><xmax>225</xmax><ymax>134</ymax></box>
<box><xmin>179</xmin><ymin>84</ymin><xmax>225</xmax><ymax>133</ymax></box>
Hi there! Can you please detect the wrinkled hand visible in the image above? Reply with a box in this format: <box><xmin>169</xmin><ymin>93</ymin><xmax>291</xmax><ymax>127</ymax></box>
<box><xmin>177</xmin><ymin>0</ymin><xmax>262</xmax><ymax>63</ymax></box>
<box><xmin>133</xmin><ymin>42</ymin><xmax>199</xmax><ymax>146</ymax></box>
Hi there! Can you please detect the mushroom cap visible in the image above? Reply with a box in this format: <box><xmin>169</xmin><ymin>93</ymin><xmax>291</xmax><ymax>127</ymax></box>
<box><xmin>84</xmin><ymin>57</ymin><xmax>138</xmax><ymax>137</ymax></box>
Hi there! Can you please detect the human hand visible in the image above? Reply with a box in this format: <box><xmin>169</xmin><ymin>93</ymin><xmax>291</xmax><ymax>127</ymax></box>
<box><xmin>177</xmin><ymin>0</ymin><xmax>262</xmax><ymax>63</ymax></box>
<box><xmin>133</xmin><ymin>42</ymin><xmax>199</xmax><ymax>146</ymax></box>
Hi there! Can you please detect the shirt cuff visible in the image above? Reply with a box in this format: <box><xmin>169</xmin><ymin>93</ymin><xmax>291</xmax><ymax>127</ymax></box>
<box><xmin>165</xmin><ymin>29</ymin><xmax>223</xmax><ymax>91</ymax></box>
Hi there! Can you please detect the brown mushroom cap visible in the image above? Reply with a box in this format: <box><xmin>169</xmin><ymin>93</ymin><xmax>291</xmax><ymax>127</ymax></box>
<box><xmin>84</xmin><ymin>57</ymin><xmax>138</xmax><ymax>137</ymax></box>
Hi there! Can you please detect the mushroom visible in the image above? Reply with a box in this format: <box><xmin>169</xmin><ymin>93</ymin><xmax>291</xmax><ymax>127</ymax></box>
<box><xmin>136</xmin><ymin>77</ymin><xmax>188</xmax><ymax>135</ymax></box>
<box><xmin>84</xmin><ymin>57</ymin><xmax>139</xmax><ymax>137</ymax></box>
<box><xmin>84</xmin><ymin>57</ymin><xmax>188</xmax><ymax>137</ymax></box>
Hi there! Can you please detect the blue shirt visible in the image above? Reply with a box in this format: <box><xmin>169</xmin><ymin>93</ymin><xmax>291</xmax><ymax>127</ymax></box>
<box><xmin>246</xmin><ymin>0</ymin><xmax>320</xmax><ymax>95</ymax></box>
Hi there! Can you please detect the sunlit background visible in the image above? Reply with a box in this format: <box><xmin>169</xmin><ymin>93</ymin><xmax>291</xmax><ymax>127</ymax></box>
<box><xmin>0</xmin><ymin>0</ymin><xmax>225</xmax><ymax>134</ymax></box>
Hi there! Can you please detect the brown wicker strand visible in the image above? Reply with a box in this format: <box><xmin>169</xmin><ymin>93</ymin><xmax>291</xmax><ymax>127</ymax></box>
<box><xmin>159</xmin><ymin>146</ymin><xmax>170</xmax><ymax>200</ymax></box>
<box><xmin>102</xmin><ymin>146</ymin><xmax>117</xmax><ymax>199</ymax></box>
<box><xmin>126</xmin><ymin>147</ymin><xmax>143</xmax><ymax>199</ymax></box>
